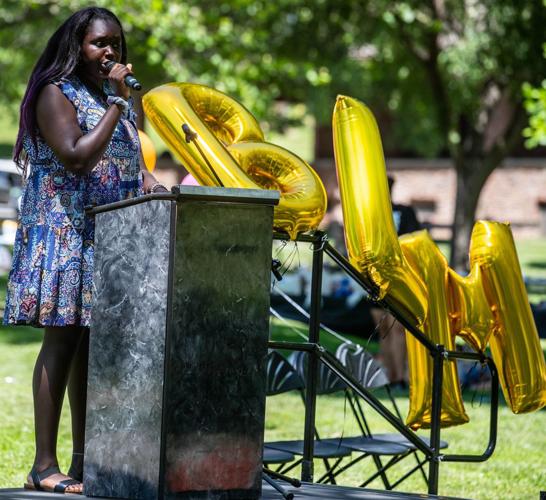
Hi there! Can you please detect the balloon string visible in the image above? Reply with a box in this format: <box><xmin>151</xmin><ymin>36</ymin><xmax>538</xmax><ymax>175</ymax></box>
<box><xmin>363</xmin><ymin>319</ymin><xmax>382</xmax><ymax>359</ymax></box>
<box><xmin>273</xmin><ymin>286</ymin><xmax>355</xmax><ymax>345</ymax></box>
<box><xmin>280</xmin><ymin>242</ymin><xmax>300</xmax><ymax>278</ymax></box>
<box><xmin>182</xmin><ymin>123</ymin><xmax>224</xmax><ymax>187</ymax></box>
<box><xmin>270</xmin><ymin>306</ymin><xmax>308</xmax><ymax>341</ymax></box>
<box><xmin>375</xmin><ymin>311</ymin><xmax>397</xmax><ymax>340</ymax></box>
<box><xmin>273</xmin><ymin>241</ymin><xmax>300</xmax><ymax>281</ymax></box>
<box><xmin>468</xmin><ymin>362</ymin><xmax>487</xmax><ymax>409</ymax></box>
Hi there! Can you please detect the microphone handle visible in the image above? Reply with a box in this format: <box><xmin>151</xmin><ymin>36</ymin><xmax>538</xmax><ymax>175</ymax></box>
<box><xmin>104</xmin><ymin>61</ymin><xmax>142</xmax><ymax>91</ymax></box>
<box><xmin>124</xmin><ymin>75</ymin><xmax>142</xmax><ymax>91</ymax></box>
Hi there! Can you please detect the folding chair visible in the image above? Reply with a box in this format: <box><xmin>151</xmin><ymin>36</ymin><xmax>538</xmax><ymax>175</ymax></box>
<box><xmin>335</xmin><ymin>342</ymin><xmax>449</xmax><ymax>489</ymax></box>
<box><xmin>288</xmin><ymin>350</ymin><xmax>412</xmax><ymax>489</ymax></box>
<box><xmin>264</xmin><ymin>350</ymin><xmax>354</xmax><ymax>482</ymax></box>
<box><xmin>263</xmin><ymin>447</ymin><xmax>297</xmax><ymax>468</ymax></box>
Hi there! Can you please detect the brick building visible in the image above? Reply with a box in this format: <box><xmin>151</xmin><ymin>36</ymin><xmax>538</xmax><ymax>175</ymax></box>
<box><xmin>314</xmin><ymin>157</ymin><xmax>546</xmax><ymax>241</ymax></box>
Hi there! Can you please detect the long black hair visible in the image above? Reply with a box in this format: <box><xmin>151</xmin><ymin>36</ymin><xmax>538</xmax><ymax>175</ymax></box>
<box><xmin>14</xmin><ymin>7</ymin><xmax>127</xmax><ymax>169</ymax></box>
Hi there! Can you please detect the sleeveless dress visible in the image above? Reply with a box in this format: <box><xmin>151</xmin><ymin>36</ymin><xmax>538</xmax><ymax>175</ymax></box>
<box><xmin>3</xmin><ymin>76</ymin><xmax>143</xmax><ymax>328</ymax></box>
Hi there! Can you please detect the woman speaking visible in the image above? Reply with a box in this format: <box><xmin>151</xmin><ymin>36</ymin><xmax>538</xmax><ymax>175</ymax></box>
<box><xmin>4</xmin><ymin>7</ymin><xmax>166</xmax><ymax>494</ymax></box>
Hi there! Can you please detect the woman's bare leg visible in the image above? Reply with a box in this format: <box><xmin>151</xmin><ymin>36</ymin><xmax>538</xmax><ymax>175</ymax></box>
<box><xmin>29</xmin><ymin>325</ymin><xmax>84</xmax><ymax>493</ymax></box>
<box><xmin>67</xmin><ymin>327</ymin><xmax>89</xmax><ymax>480</ymax></box>
<box><xmin>371</xmin><ymin>308</ymin><xmax>408</xmax><ymax>384</ymax></box>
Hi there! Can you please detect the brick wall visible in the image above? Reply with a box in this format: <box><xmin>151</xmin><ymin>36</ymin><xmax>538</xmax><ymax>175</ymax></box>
<box><xmin>315</xmin><ymin>157</ymin><xmax>546</xmax><ymax>239</ymax></box>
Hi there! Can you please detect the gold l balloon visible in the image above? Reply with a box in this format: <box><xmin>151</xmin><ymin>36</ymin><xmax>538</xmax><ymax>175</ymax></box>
<box><xmin>332</xmin><ymin>95</ymin><xmax>428</xmax><ymax>330</ymax></box>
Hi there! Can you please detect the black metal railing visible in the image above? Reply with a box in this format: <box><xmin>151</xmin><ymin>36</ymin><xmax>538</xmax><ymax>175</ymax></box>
<box><xmin>269</xmin><ymin>230</ymin><xmax>499</xmax><ymax>495</ymax></box>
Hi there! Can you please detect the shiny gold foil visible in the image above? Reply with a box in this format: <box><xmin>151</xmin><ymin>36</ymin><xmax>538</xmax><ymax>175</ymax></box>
<box><xmin>228</xmin><ymin>142</ymin><xmax>326</xmax><ymax>239</ymax></box>
<box><xmin>143</xmin><ymin>82</ymin><xmax>326</xmax><ymax>238</ymax></box>
<box><xmin>332</xmin><ymin>94</ymin><xmax>546</xmax><ymax>428</ymax></box>
<box><xmin>401</xmin><ymin>231</ymin><xmax>469</xmax><ymax>429</ymax></box>
<box><xmin>469</xmin><ymin>221</ymin><xmax>546</xmax><ymax>413</ymax></box>
<box><xmin>332</xmin><ymin>95</ymin><xmax>427</xmax><ymax>327</ymax></box>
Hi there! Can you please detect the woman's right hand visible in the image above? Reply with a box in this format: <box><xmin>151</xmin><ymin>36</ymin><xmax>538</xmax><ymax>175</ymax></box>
<box><xmin>107</xmin><ymin>62</ymin><xmax>133</xmax><ymax>100</ymax></box>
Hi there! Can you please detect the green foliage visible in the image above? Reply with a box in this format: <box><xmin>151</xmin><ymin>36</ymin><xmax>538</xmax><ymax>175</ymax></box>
<box><xmin>523</xmin><ymin>80</ymin><xmax>546</xmax><ymax>148</ymax></box>
<box><xmin>1</xmin><ymin>0</ymin><xmax>545</xmax><ymax>156</ymax></box>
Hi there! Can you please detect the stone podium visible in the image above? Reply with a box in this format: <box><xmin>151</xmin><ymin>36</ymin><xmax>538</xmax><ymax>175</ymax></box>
<box><xmin>84</xmin><ymin>186</ymin><xmax>279</xmax><ymax>500</ymax></box>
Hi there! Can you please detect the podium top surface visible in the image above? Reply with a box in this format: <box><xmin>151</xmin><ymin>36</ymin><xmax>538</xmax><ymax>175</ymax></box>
<box><xmin>86</xmin><ymin>185</ymin><xmax>280</xmax><ymax>215</ymax></box>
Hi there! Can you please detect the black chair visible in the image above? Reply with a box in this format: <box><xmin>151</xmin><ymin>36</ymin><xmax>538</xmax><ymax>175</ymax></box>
<box><xmin>335</xmin><ymin>342</ymin><xmax>449</xmax><ymax>489</ymax></box>
<box><xmin>288</xmin><ymin>349</ymin><xmax>412</xmax><ymax>489</ymax></box>
<box><xmin>264</xmin><ymin>350</ymin><xmax>354</xmax><ymax>482</ymax></box>
<box><xmin>263</xmin><ymin>446</ymin><xmax>297</xmax><ymax>468</ymax></box>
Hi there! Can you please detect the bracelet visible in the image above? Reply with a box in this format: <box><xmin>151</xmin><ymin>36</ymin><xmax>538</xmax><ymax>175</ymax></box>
<box><xmin>147</xmin><ymin>182</ymin><xmax>167</xmax><ymax>194</ymax></box>
<box><xmin>106</xmin><ymin>95</ymin><xmax>129</xmax><ymax>113</ymax></box>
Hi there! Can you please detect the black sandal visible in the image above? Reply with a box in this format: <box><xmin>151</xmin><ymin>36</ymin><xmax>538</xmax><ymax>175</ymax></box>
<box><xmin>67</xmin><ymin>452</ymin><xmax>84</xmax><ymax>482</ymax></box>
<box><xmin>24</xmin><ymin>465</ymin><xmax>82</xmax><ymax>494</ymax></box>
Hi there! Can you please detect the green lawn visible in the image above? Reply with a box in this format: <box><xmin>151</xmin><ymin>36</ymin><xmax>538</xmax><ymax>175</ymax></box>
<box><xmin>1</xmin><ymin>316</ymin><xmax>545</xmax><ymax>499</ymax></box>
<box><xmin>0</xmin><ymin>236</ymin><xmax>545</xmax><ymax>498</ymax></box>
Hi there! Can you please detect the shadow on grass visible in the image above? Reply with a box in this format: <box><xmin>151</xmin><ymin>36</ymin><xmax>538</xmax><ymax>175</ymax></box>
<box><xmin>0</xmin><ymin>324</ymin><xmax>42</xmax><ymax>345</ymax></box>
<box><xmin>528</xmin><ymin>261</ymin><xmax>546</xmax><ymax>270</ymax></box>
<box><xmin>0</xmin><ymin>143</ymin><xmax>13</xmax><ymax>158</ymax></box>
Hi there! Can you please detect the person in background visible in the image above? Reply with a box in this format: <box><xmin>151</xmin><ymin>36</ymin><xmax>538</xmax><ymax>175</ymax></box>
<box><xmin>371</xmin><ymin>175</ymin><xmax>421</xmax><ymax>389</ymax></box>
<box><xmin>4</xmin><ymin>7</ymin><xmax>167</xmax><ymax>494</ymax></box>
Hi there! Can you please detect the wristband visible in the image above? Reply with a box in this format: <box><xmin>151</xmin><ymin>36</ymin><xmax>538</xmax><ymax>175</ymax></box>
<box><xmin>147</xmin><ymin>182</ymin><xmax>168</xmax><ymax>194</ymax></box>
<box><xmin>106</xmin><ymin>95</ymin><xmax>129</xmax><ymax>113</ymax></box>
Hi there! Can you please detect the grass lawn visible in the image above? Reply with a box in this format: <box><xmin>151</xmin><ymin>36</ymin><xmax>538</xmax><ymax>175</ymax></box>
<box><xmin>0</xmin><ymin>237</ymin><xmax>545</xmax><ymax>499</ymax></box>
<box><xmin>1</xmin><ymin>315</ymin><xmax>545</xmax><ymax>499</ymax></box>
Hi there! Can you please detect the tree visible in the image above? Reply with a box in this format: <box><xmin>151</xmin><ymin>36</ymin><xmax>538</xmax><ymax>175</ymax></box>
<box><xmin>523</xmin><ymin>79</ymin><xmax>546</xmax><ymax>148</ymax></box>
<box><xmin>137</xmin><ymin>0</ymin><xmax>546</xmax><ymax>270</ymax></box>
<box><xmin>363</xmin><ymin>0</ymin><xmax>546</xmax><ymax>270</ymax></box>
<box><xmin>1</xmin><ymin>1</ymin><xmax>545</xmax><ymax>270</ymax></box>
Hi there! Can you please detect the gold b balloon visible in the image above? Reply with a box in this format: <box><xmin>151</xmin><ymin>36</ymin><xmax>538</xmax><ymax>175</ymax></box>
<box><xmin>333</xmin><ymin>94</ymin><xmax>546</xmax><ymax>429</ymax></box>
<box><xmin>142</xmin><ymin>83</ymin><xmax>326</xmax><ymax>239</ymax></box>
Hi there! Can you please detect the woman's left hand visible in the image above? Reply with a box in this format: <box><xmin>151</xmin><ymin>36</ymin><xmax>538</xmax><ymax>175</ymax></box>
<box><xmin>142</xmin><ymin>170</ymin><xmax>168</xmax><ymax>194</ymax></box>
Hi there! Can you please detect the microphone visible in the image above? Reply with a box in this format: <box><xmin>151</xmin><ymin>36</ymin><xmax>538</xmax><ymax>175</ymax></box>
<box><xmin>104</xmin><ymin>61</ymin><xmax>142</xmax><ymax>91</ymax></box>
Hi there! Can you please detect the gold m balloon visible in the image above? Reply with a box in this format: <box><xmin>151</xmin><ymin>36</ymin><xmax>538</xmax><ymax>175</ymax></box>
<box><xmin>142</xmin><ymin>83</ymin><xmax>326</xmax><ymax>239</ymax></box>
<box><xmin>467</xmin><ymin>221</ymin><xmax>546</xmax><ymax>413</ymax></box>
<box><xmin>401</xmin><ymin>231</ymin><xmax>469</xmax><ymax>429</ymax></box>
<box><xmin>333</xmin><ymin>94</ymin><xmax>546</xmax><ymax>429</ymax></box>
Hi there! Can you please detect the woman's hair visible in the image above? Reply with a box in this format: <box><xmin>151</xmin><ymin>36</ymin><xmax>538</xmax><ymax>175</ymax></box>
<box><xmin>13</xmin><ymin>7</ymin><xmax>127</xmax><ymax>169</ymax></box>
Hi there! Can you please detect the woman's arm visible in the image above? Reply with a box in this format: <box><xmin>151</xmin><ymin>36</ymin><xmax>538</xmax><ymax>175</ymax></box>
<box><xmin>36</xmin><ymin>63</ymin><xmax>134</xmax><ymax>174</ymax></box>
<box><xmin>36</xmin><ymin>84</ymin><xmax>124</xmax><ymax>174</ymax></box>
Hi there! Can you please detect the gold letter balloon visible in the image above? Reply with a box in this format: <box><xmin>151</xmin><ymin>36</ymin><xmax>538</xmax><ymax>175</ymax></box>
<box><xmin>333</xmin><ymin>95</ymin><xmax>546</xmax><ymax>428</ymax></box>
<box><xmin>142</xmin><ymin>83</ymin><xmax>326</xmax><ymax>239</ymax></box>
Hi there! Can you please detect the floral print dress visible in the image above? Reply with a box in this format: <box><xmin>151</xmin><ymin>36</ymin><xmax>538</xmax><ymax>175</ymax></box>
<box><xmin>3</xmin><ymin>76</ymin><xmax>143</xmax><ymax>327</ymax></box>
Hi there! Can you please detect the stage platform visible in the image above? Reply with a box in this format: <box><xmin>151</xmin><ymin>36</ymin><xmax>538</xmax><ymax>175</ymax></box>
<box><xmin>0</xmin><ymin>482</ymin><xmax>468</xmax><ymax>500</ymax></box>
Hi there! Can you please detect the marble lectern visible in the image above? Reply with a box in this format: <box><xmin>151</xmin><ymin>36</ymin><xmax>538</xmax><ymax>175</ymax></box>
<box><xmin>84</xmin><ymin>186</ymin><xmax>279</xmax><ymax>500</ymax></box>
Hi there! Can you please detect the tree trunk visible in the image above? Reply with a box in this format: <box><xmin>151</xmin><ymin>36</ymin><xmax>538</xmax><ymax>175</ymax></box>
<box><xmin>449</xmin><ymin>158</ymin><xmax>495</xmax><ymax>273</ymax></box>
<box><xmin>314</xmin><ymin>123</ymin><xmax>334</xmax><ymax>159</ymax></box>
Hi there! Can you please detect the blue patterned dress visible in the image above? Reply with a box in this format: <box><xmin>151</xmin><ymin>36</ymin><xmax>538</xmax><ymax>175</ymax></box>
<box><xmin>3</xmin><ymin>76</ymin><xmax>143</xmax><ymax>327</ymax></box>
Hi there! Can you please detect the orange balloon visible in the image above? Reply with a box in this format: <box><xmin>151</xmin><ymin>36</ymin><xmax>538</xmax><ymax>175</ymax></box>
<box><xmin>138</xmin><ymin>129</ymin><xmax>157</xmax><ymax>173</ymax></box>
